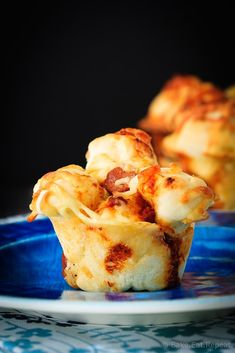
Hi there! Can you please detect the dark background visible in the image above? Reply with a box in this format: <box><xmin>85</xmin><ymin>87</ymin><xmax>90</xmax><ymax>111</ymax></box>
<box><xmin>2</xmin><ymin>2</ymin><xmax>235</xmax><ymax>216</ymax></box>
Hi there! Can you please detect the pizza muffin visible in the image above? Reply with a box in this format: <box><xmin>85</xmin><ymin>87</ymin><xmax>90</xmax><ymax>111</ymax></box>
<box><xmin>28</xmin><ymin>128</ymin><xmax>214</xmax><ymax>292</ymax></box>
<box><xmin>162</xmin><ymin>99</ymin><xmax>235</xmax><ymax>209</ymax></box>
<box><xmin>86</xmin><ymin>128</ymin><xmax>157</xmax><ymax>182</ymax></box>
<box><xmin>138</xmin><ymin>75</ymin><xmax>235</xmax><ymax>210</ymax></box>
<box><xmin>139</xmin><ymin>75</ymin><xmax>224</xmax><ymax>134</ymax></box>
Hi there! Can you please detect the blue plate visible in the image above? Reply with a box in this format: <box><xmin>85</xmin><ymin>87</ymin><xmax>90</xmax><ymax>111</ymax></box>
<box><xmin>208</xmin><ymin>210</ymin><xmax>235</xmax><ymax>227</ymax></box>
<box><xmin>0</xmin><ymin>216</ymin><xmax>235</xmax><ymax>325</ymax></box>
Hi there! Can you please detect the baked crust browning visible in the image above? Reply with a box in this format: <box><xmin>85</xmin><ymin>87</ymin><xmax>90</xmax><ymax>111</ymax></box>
<box><xmin>85</xmin><ymin>128</ymin><xmax>157</xmax><ymax>182</ymax></box>
<box><xmin>28</xmin><ymin>164</ymin><xmax>107</xmax><ymax>220</ymax></box>
<box><xmin>105</xmin><ymin>243</ymin><xmax>133</xmax><ymax>274</ymax></box>
<box><xmin>162</xmin><ymin>233</ymin><xmax>181</xmax><ymax>288</ymax></box>
<box><xmin>160</xmin><ymin>99</ymin><xmax>235</xmax><ymax>209</ymax></box>
<box><xmin>97</xmin><ymin>193</ymin><xmax>156</xmax><ymax>223</ymax></box>
<box><xmin>59</xmin><ymin>219</ymin><xmax>194</xmax><ymax>291</ymax></box>
<box><xmin>138</xmin><ymin>75</ymin><xmax>235</xmax><ymax>210</ymax></box>
<box><xmin>138</xmin><ymin>165</ymin><xmax>214</xmax><ymax>234</ymax></box>
<box><xmin>165</xmin><ymin>99</ymin><xmax>235</xmax><ymax>158</ymax></box>
<box><xmin>177</xmin><ymin>155</ymin><xmax>235</xmax><ymax>209</ymax></box>
<box><xmin>28</xmin><ymin>128</ymin><xmax>213</xmax><ymax>291</ymax></box>
<box><xmin>139</xmin><ymin>75</ymin><xmax>224</xmax><ymax>133</ymax></box>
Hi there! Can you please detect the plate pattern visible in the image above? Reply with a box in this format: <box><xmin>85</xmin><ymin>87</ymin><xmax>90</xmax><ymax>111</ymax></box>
<box><xmin>0</xmin><ymin>309</ymin><xmax>235</xmax><ymax>353</ymax></box>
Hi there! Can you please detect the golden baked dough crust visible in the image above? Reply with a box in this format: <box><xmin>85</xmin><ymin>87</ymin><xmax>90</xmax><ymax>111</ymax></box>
<box><xmin>162</xmin><ymin>99</ymin><xmax>235</xmax><ymax>159</ymax></box>
<box><xmin>177</xmin><ymin>156</ymin><xmax>235</xmax><ymax>210</ymax></box>
<box><xmin>28</xmin><ymin>128</ymin><xmax>214</xmax><ymax>291</ymax></box>
<box><xmin>58</xmin><ymin>217</ymin><xmax>194</xmax><ymax>291</ymax></box>
<box><xmin>138</xmin><ymin>75</ymin><xmax>234</xmax><ymax>211</ymax></box>
<box><xmin>28</xmin><ymin>164</ymin><xmax>107</xmax><ymax>221</ymax></box>
<box><xmin>86</xmin><ymin>128</ymin><xmax>157</xmax><ymax>182</ymax></box>
<box><xmin>138</xmin><ymin>165</ymin><xmax>214</xmax><ymax>233</ymax></box>
<box><xmin>139</xmin><ymin>75</ymin><xmax>224</xmax><ymax>133</ymax></box>
<box><xmin>225</xmin><ymin>85</ymin><xmax>235</xmax><ymax>99</ymax></box>
<box><xmin>160</xmin><ymin>99</ymin><xmax>235</xmax><ymax>209</ymax></box>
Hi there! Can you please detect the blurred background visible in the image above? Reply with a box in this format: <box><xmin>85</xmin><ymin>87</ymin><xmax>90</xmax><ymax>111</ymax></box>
<box><xmin>2</xmin><ymin>2</ymin><xmax>235</xmax><ymax>216</ymax></box>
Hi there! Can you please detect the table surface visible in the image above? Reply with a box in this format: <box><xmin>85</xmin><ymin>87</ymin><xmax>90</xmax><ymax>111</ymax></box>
<box><xmin>0</xmin><ymin>309</ymin><xmax>235</xmax><ymax>353</ymax></box>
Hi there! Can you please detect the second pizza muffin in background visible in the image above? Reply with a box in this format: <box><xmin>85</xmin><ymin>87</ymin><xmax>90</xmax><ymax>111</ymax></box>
<box><xmin>139</xmin><ymin>75</ymin><xmax>235</xmax><ymax>210</ymax></box>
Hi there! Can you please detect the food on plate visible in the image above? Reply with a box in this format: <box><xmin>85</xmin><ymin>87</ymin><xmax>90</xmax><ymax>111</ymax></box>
<box><xmin>28</xmin><ymin>128</ymin><xmax>214</xmax><ymax>292</ymax></box>
<box><xmin>28</xmin><ymin>165</ymin><xmax>107</xmax><ymax>221</ymax></box>
<box><xmin>137</xmin><ymin>164</ymin><xmax>214</xmax><ymax>233</ymax></box>
<box><xmin>138</xmin><ymin>75</ymin><xmax>235</xmax><ymax>210</ymax></box>
<box><xmin>86</xmin><ymin>128</ymin><xmax>157</xmax><ymax>182</ymax></box>
<box><xmin>162</xmin><ymin>99</ymin><xmax>235</xmax><ymax>209</ymax></box>
<box><xmin>225</xmin><ymin>85</ymin><xmax>235</xmax><ymax>99</ymax></box>
<box><xmin>170</xmin><ymin>155</ymin><xmax>235</xmax><ymax>210</ymax></box>
<box><xmin>139</xmin><ymin>75</ymin><xmax>224</xmax><ymax>133</ymax></box>
<box><xmin>162</xmin><ymin>99</ymin><xmax>235</xmax><ymax>158</ymax></box>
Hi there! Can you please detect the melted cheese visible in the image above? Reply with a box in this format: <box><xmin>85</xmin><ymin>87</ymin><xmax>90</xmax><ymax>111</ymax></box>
<box><xmin>138</xmin><ymin>166</ymin><xmax>214</xmax><ymax>233</ymax></box>
<box><xmin>86</xmin><ymin>131</ymin><xmax>157</xmax><ymax>182</ymax></box>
